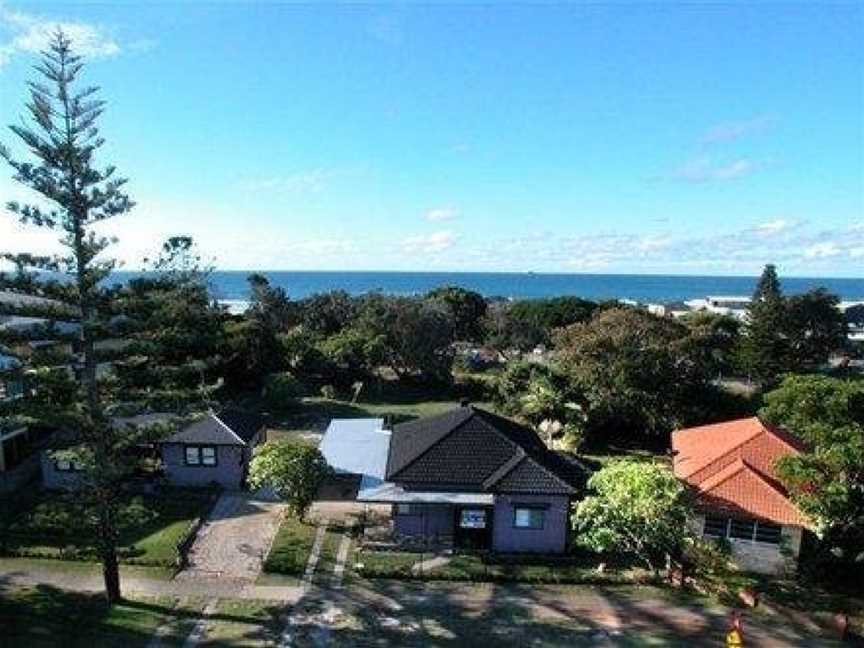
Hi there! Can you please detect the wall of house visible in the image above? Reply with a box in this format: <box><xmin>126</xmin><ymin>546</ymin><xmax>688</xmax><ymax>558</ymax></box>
<box><xmin>492</xmin><ymin>493</ymin><xmax>570</xmax><ymax>554</ymax></box>
<box><xmin>161</xmin><ymin>443</ymin><xmax>245</xmax><ymax>489</ymax></box>
<box><xmin>41</xmin><ymin>453</ymin><xmax>84</xmax><ymax>490</ymax></box>
<box><xmin>393</xmin><ymin>504</ymin><xmax>454</xmax><ymax>540</ymax></box>
<box><xmin>0</xmin><ymin>454</ymin><xmax>40</xmax><ymax>493</ymax></box>
<box><xmin>691</xmin><ymin>513</ymin><xmax>803</xmax><ymax>575</ymax></box>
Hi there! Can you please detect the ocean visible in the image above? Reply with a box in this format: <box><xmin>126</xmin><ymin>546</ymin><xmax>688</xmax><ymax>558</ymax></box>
<box><xmin>167</xmin><ymin>271</ymin><xmax>864</xmax><ymax>304</ymax></box>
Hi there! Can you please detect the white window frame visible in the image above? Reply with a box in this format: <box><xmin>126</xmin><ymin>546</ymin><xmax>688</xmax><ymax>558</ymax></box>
<box><xmin>513</xmin><ymin>506</ymin><xmax>545</xmax><ymax>530</ymax></box>
<box><xmin>702</xmin><ymin>515</ymin><xmax>783</xmax><ymax>545</ymax></box>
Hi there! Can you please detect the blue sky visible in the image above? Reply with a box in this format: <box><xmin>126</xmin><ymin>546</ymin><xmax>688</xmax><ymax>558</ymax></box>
<box><xmin>0</xmin><ymin>1</ymin><xmax>862</xmax><ymax>276</ymax></box>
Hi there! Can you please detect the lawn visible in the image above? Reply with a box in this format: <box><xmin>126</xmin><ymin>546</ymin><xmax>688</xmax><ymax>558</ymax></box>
<box><xmin>201</xmin><ymin>598</ymin><xmax>282</xmax><ymax>646</ymax></box>
<box><xmin>0</xmin><ymin>585</ymin><xmax>188</xmax><ymax>648</ymax></box>
<box><xmin>0</xmin><ymin>486</ymin><xmax>218</xmax><ymax>567</ymax></box>
<box><xmin>252</xmin><ymin>373</ymin><xmax>498</xmax><ymax>441</ymax></box>
<box><xmin>262</xmin><ymin>514</ymin><xmax>352</xmax><ymax>589</ymax></box>
<box><xmin>265</xmin><ymin>396</ymin><xmax>493</xmax><ymax>442</ymax></box>
<box><xmin>261</xmin><ymin>514</ymin><xmax>320</xmax><ymax>577</ymax></box>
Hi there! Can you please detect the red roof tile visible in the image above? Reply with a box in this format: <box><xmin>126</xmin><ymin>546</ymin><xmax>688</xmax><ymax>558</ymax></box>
<box><xmin>672</xmin><ymin>417</ymin><xmax>808</xmax><ymax>527</ymax></box>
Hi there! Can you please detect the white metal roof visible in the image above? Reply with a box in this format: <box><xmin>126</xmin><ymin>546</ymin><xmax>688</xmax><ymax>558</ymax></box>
<box><xmin>357</xmin><ymin>480</ymin><xmax>494</xmax><ymax>505</ymax></box>
<box><xmin>319</xmin><ymin>418</ymin><xmax>389</xmax><ymax>479</ymax></box>
<box><xmin>321</xmin><ymin>417</ymin><xmax>496</xmax><ymax>505</ymax></box>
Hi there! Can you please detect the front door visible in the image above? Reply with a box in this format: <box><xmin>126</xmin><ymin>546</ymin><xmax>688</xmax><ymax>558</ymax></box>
<box><xmin>454</xmin><ymin>506</ymin><xmax>492</xmax><ymax>549</ymax></box>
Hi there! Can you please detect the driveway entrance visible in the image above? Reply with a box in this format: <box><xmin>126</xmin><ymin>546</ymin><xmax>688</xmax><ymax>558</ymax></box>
<box><xmin>178</xmin><ymin>492</ymin><xmax>284</xmax><ymax>580</ymax></box>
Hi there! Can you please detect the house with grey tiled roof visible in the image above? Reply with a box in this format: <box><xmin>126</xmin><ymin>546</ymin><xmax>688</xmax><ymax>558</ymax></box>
<box><xmin>320</xmin><ymin>403</ymin><xmax>587</xmax><ymax>553</ymax></box>
<box><xmin>159</xmin><ymin>410</ymin><xmax>267</xmax><ymax>490</ymax></box>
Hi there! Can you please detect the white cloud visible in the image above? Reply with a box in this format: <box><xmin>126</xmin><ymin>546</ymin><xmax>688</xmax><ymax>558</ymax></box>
<box><xmin>751</xmin><ymin>219</ymin><xmax>797</xmax><ymax>237</ymax></box>
<box><xmin>0</xmin><ymin>4</ymin><xmax>121</xmax><ymax>68</ymax></box>
<box><xmin>236</xmin><ymin>169</ymin><xmax>333</xmax><ymax>195</ymax></box>
<box><xmin>401</xmin><ymin>230</ymin><xmax>456</xmax><ymax>255</ymax></box>
<box><xmin>669</xmin><ymin>156</ymin><xmax>764</xmax><ymax>183</ymax></box>
<box><xmin>701</xmin><ymin>115</ymin><xmax>773</xmax><ymax>145</ymax></box>
<box><xmin>424</xmin><ymin>207</ymin><xmax>458</xmax><ymax>222</ymax></box>
<box><xmin>803</xmin><ymin>242</ymin><xmax>842</xmax><ymax>259</ymax></box>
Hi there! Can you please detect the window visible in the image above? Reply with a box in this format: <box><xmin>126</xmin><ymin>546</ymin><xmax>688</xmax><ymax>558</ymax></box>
<box><xmin>55</xmin><ymin>459</ymin><xmax>84</xmax><ymax>472</ymax></box>
<box><xmin>703</xmin><ymin>515</ymin><xmax>728</xmax><ymax>538</ymax></box>
<box><xmin>513</xmin><ymin>507</ymin><xmax>545</xmax><ymax>530</ymax></box>
<box><xmin>703</xmin><ymin>515</ymin><xmax>783</xmax><ymax>545</ymax></box>
<box><xmin>201</xmin><ymin>446</ymin><xmax>216</xmax><ymax>466</ymax></box>
<box><xmin>729</xmin><ymin>519</ymin><xmax>756</xmax><ymax>540</ymax></box>
<box><xmin>396</xmin><ymin>504</ymin><xmax>417</xmax><ymax>515</ymax></box>
<box><xmin>754</xmin><ymin>522</ymin><xmax>782</xmax><ymax>545</ymax></box>
<box><xmin>184</xmin><ymin>445</ymin><xmax>217</xmax><ymax>467</ymax></box>
<box><xmin>185</xmin><ymin>446</ymin><xmax>200</xmax><ymax>465</ymax></box>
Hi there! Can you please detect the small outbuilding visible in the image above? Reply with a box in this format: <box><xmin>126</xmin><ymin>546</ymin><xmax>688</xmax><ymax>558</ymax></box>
<box><xmin>160</xmin><ymin>410</ymin><xmax>266</xmax><ymax>490</ymax></box>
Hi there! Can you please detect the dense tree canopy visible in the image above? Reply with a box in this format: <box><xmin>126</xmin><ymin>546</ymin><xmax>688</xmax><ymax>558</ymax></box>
<box><xmin>495</xmin><ymin>361</ymin><xmax>586</xmax><ymax>450</ymax></box>
<box><xmin>112</xmin><ymin>238</ymin><xmax>226</xmax><ymax>411</ymax></box>
<box><xmin>574</xmin><ymin>460</ymin><xmax>692</xmax><ymax>572</ymax></box>
<box><xmin>483</xmin><ymin>301</ymin><xmax>546</xmax><ymax>357</ymax></box>
<box><xmin>508</xmin><ymin>296</ymin><xmax>598</xmax><ymax>336</ymax></box>
<box><xmin>679</xmin><ymin>311</ymin><xmax>741</xmax><ymax>378</ymax></box>
<box><xmin>300</xmin><ymin>290</ymin><xmax>356</xmax><ymax>336</ymax></box>
<box><xmin>554</xmin><ymin>308</ymin><xmax>719</xmax><ymax>442</ymax></box>
<box><xmin>357</xmin><ymin>295</ymin><xmax>456</xmax><ymax>383</ymax></box>
<box><xmin>427</xmin><ymin>285</ymin><xmax>487</xmax><ymax>343</ymax></box>
<box><xmin>224</xmin><ymin>274</ymin><xmax>293</xmax><ymax>387</ymax></box>
<box><xmin>785</xmin><ymin>289</ymin><xmax>847</xmax><ymax>367</ymax></box>
<box><xmin>761</xmin><ymin>375</ymin><xmax>864</xmax><ymax>565</ymax></box>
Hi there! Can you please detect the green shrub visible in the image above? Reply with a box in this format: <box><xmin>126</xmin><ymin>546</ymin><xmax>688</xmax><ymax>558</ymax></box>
<box><xmin>319</xmin><ymin>384</ymin><xmax>337</xmax><ymax>400</ymax></box>
<box><xmin>264</xmin><ymin>372</ymin><xmax>304</xmax><ymax>409</ymax></box>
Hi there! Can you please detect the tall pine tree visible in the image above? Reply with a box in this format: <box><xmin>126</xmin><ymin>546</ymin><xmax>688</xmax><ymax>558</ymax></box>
<box><xmin>1</xmin><ymin>31</ymin><xmax>134</xmax><ymax>603</ymax></box>
<box><xmin>740</xmin><ymin>264</ymin><xmax>790</xmax><ymax>385</ymax></box>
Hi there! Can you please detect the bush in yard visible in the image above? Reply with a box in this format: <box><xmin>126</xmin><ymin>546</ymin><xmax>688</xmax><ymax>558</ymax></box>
<box><xmin>263</xmin><ymin>371</ymin><xmax>304</xmax><ymax>409</ymax></box>
<box><xmin>319</xmin><ymin>384</ymin><xmax>337</xmax><ymax>399</ymax></box>
<box><xmin>248</xmin><ymin>440</ymin><xmax>330</xmax><ymax>519</ymax></box>
<box><xmin>573</xmin><ymin>460</ymin><xmax>693</xmax><ymax>574</ymax></box>
<box><xmin>682</xmin><ymin>537</ymin><xmax>735</xmax><ymax>593</ymax></box>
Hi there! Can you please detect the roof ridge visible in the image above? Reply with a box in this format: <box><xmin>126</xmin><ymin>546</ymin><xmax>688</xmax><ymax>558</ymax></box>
<box><xmin>455</xmin><ymin>408</ymin><xmax>575</xmax><ymax>493</ymax></box>
<box><xmin>386</xmin><ymin>407</ymin><xmax>475</xmax><ymax>480</ymax></box>
<box><xmin>520</xmin><ymin>449</ymin><xmax>581</xmax><ymax>493</ymax></box>
<box><xmin>681</xmin><ymin>418</ymin><xmax>767</xmax><ymax>480</ymax></box>
<box><xmin>672</xmin><ymin>416</ymin><xmax>761</xmax><ymax>440</ymax></box>
<box><xmin>482</xmin><ymin>447</ymin><xmax>526</xmax><ymax>490</ymax></box>
<box><xmin>698</xmin><ymin>457</ymin><xmax>807</xmax><ymax>527</ymax></box>
<box><xmin>210</xmin><ymin>412</ymin><xmax>247</xmax><ymax>446</ymax></box>
<box><xmin>760</xmin><ymin>420</ymin><xmax>807</xmax><ymax>454</ymax></box>
<box><xmin>698</xmin><ymin>457</ymin><xmax>749</xmax><ymax>491</ymax></box>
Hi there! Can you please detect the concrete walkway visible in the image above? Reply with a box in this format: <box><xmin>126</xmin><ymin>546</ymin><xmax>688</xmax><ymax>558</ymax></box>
<box><xmin>331</xmin><ymin>533</ymin><xmax>351</xmax><ymax>589</ymax></box>
<box><xmin>301</xmin><ymin>520</ymin><xmax>328</xmax><ymax>590</ymax></box>
<box><xmin>0</xmin><ymin>560</ymin><xmax>302</xmax><ymax>602</ymax></box>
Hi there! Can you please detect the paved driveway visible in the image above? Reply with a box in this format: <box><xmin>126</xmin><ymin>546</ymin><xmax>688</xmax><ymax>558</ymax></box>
<box><xmin>179</xmin><ymin>492</ymin><xmax>284</xmax><ymax>581</ymax></box>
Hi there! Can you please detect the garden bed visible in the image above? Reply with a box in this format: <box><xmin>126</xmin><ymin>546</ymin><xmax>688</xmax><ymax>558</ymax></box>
<box><xmin>0</xmin><ymin>486</ymin><xmax>219</xmax><ymax>568</ymax></box>
<box><xmin>352</xmin><ymin>548</ymin><xmax>655</xmax><ymax>585</ymax></box>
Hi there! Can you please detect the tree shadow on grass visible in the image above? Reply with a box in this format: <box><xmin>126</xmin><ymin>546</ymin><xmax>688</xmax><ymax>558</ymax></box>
<box><xmin>0</xmin><ymin>583</ymin><xmax>171</xmax><ymax>648</ymax></box>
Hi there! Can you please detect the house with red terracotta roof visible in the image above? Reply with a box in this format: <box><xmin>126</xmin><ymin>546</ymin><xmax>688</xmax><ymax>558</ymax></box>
<box><xmin>672</xmin><ymin>417</ymin><xmax>809</xmax><ymax>574</ymax></box>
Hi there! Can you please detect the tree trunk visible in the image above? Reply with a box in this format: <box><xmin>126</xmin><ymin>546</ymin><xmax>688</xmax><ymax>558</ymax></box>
<box><xmin>98</xmin><ymin>495</ymin><xmax>122</xmax><ymax>604</ymax></box>
<box><xmin>102</xmin><ymin>545</ymin><xmax>122</xmax><ymax>604</ymax></box>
